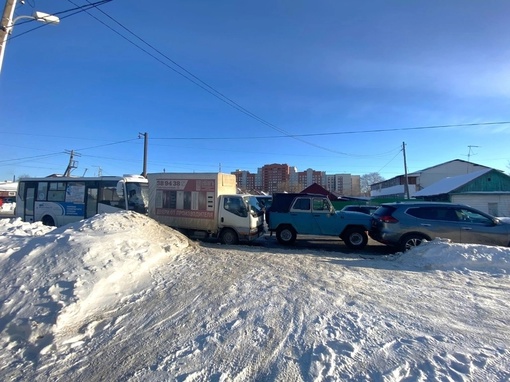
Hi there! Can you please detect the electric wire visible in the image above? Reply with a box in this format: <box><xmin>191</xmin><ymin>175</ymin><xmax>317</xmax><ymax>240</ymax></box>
<box><xmin>0</xmin><ymin>138</ymin><xmax>140</xmax><ymax>166</ymax></box>
<box><xmin>376</xmin><ymin>148</ymin><xmax>404</xmax><ymax>174</ymax></box>
<box><xmin>74</xmin><ymin>138</ymin><xmax>139</xmax><ymax>152</ymax></box>
<box><xmin>0</xmin><ymin>152</ymin><xmax>65</xmax><ymax>164</ymax></box>
<box><xmin>150</xmin><ymin>121</ymin><xmax>510</xmax><ymax>140</ymax></box>
<box><xmin>59</xmin><ymin>0</ymin><xmax>363</xmax><ymax>156</ymax></box>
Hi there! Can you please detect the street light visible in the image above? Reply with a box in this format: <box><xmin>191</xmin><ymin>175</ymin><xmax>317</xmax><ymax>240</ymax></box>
<box><xmin>0</xmin><ymin>1</ymin><xmax>60</xmax><ymax>74</ymax></box>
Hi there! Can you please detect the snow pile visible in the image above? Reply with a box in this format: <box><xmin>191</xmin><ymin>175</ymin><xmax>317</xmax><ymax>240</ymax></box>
<box><xmin>397</xmin><ymin>238</ymin><xmax>510</xmax><ymax>274</ymax></box>
<box><xmin>0</xmin><ymin>213</ymin><xmax>509</xmax><ymax>381</ymax></box>
<box><xmin>0</xmin><ymin>212</ymin><xmax>191</xmax><ymax>368</ymax></box>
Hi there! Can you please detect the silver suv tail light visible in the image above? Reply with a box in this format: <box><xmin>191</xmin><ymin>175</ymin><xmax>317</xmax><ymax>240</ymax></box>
<box><xmin>379</xmin><ymin>215</ymin><xmax>399</xmax><ymax>223</ymax></box>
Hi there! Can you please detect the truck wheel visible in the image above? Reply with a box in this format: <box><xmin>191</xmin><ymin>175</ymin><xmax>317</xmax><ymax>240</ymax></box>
<box><xmin>342</xmin><ymin>228</ymin><xmax>368</xmax><ymax>250</ymax></box>
<box><xmin>276</xmin><ymin>226</ymin><xmax>297</xmax><ymax>245</ymax></box>
<box><xmin>220</xmin><ymin>228</ymin><xmax>239</xmax><ymax>245</ymax></box>
<box><xmin>42</xmin><ymin>215</ymin><xmax>55</xmax><ymax>227</ymax></box>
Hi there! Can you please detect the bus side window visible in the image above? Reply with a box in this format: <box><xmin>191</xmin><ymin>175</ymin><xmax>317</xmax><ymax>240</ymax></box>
<box><xmin>47</xmin><ymin>191</ymin><xmax>65</xmax><ymax>202</ymax></box>
<box><xmin>99</xmin><ymin>182</ymin><xmax>124</xmax><ymax>208</ymax></box>
<box><xmin>48</xmin><ymin>182</ymin><xmax>66</xmax><ymax>202</ymax></box>
<box><xmin>37</xmin><ymin>182</ymin><xmax>48</xmax><ymax>201</ymax></box>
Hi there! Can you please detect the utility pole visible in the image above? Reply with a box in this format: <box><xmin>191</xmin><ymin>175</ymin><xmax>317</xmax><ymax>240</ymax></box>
<box><xmin>0</xmin><ymin>0</ymin><xmax>17</xmax><ymax>74</ymax></box>
<box><xmin>63</xmin><ymin>149</ymin><xmax>80</xmax><ymax>177</ymax></box>
<box><xmin>402</xmin><ymin>142</ymin><xmax>410</xmax><ymax>199</ymax></box>
<box><xmin>139</xmin><ymin>132</ymin><xmax>148</xmax><ymax>178</ymax></box>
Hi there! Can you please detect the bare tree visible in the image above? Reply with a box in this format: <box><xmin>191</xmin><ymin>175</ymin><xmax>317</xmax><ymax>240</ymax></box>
<box><xmin>360</xmin><ymin>172</ymin><xmax>385</xmax><ymax>196</ymax></box>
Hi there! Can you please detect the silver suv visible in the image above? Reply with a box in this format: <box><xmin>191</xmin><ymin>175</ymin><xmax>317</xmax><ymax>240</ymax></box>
<box><xmin>369</xmin><ymin>202</ymin><xmax>510</xmax><ymax>251</ymax></box>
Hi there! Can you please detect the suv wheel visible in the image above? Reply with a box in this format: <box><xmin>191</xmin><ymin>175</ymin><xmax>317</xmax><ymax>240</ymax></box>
<box><xmin>342</xmin><ymin>228</ymin><xmax>368</xmax><ymax>250</ymax></box>
<box><xmin>400</xmin><ymin>233</ymin><xmax>426</xmax><ymax>252</ymax></box>
<box><xmin>276</xmin><ymin>226</ymin><xmax>297</xmax><ymax>245</ymax></box>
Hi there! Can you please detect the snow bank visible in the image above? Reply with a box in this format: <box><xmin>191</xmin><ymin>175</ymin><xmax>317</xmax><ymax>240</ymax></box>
<box><xmin>397</xmin><ymin>238</ymin><xmax>510</xmax><ymax>274</ymax></box>
<box><xmin>0</xmin><ymin>212</ymin><xmax>191</xmax><ymax>359</ymax></box>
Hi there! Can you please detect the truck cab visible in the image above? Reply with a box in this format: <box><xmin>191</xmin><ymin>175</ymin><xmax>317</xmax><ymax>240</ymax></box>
<box><xmin>217</xmin><ymin>194</ymin><xmax>265</xmax><ymax>244</ymax></box>
<box><xmin>266</xmin><ymin>193</ymin><xmax>372</xmax><ymax>250</ymax></box>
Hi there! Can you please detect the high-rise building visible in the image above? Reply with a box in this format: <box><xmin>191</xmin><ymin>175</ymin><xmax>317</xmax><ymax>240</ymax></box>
<box><xmin>232</xmin><ymin>169</ymin><xmax>261</xmax><ymax>192</ymax></box>
<box><xmin>231</xmin><ymin>165</ymin><xmax>361</xmax><ymax>195</ymax></box>
<box><xmin>291</xmin><ymin>168</ymin><xmax>326</xmax><ymax>191</ymax></box>
<box><xmin>261</xmin><ymin>163</ymin><xmax>291</xmax><ymax>194</ymax></box>
<box><xmin>326</xmin><ymin>174</ymin><xmax>361</xmax><ymax>196</ymax></box>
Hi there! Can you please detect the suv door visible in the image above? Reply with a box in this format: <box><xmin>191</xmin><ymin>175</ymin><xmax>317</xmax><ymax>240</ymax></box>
<box><xmin>405</xmin><ymin>206</ymin><xmax>462</xmax><ymax>242</ymax></box>
<box><xmin>311</xmin><ymin>197</ymin><xmax>338</xmax><ymax>235</ymax></box>
<box><xmin>289</xmin><ymin>197</ymin><xmax>315</xmax><ymax>233</ymax></box>
<box><xmin>454</xmin><ymin>207</ymin><xmax>508</xmax><ymax>246</ymax></box>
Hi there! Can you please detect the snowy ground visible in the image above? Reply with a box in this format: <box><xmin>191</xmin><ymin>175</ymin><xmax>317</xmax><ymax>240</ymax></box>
<box><xmin>0</xmin><ymin>211</ymin><xmax>509</xmax><ymax>381</ymax></box>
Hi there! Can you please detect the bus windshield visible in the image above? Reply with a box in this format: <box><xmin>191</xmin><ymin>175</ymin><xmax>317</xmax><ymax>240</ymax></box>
<box><xmin>126</xmin><ymin>182</ymin><xmax>149</xmax><ymax>214</ymax></box>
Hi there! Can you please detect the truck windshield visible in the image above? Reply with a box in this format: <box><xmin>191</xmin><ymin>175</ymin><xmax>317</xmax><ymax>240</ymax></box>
<box><xmin>244</xmin><ymin>195</ymin><xmax>263</xmax><ymax>216</ymax></box>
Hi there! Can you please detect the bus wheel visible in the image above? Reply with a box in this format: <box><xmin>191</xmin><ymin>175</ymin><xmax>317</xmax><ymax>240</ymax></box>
<box><xmin>42</xmin><ymin>215</ymin><xmax>55</xmax><ymax>226</ymax></box>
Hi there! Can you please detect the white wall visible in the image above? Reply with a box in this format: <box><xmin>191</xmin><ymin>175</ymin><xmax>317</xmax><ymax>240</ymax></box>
<box><xmin>452</xmin><ymin>194</ymin><xmax>510</xmax><ymax>217</ymax></box>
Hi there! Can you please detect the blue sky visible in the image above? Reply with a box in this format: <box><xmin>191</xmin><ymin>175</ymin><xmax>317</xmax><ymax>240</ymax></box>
<box><xmin>1</xmin><ymin>0</ymin><xmax>509</xmax><ymax>182</ymax></box>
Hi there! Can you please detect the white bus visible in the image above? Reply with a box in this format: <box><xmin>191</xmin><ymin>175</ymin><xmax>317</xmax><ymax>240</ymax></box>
<box><xmin>16</xmin><ymin>175</ymin><xmax>148</xmax><ymax>226</ymax></box>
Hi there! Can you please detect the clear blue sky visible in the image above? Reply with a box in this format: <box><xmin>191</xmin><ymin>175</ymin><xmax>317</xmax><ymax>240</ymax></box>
<box><xmin>1</xmin><ymin>0</ymin><xmax>509</xmax><ymax>182</ymax></box>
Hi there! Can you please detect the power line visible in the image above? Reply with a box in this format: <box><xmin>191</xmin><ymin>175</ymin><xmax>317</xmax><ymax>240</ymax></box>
<box><xmin>65</xmin><ymin>0</ymin><xmax>356</xmax><ymax>156</ymax></box>
<box><xmin>151</xmin><ymin>121</ymin><xmax>510</xmax><ymax>139</ymax></box>
<box><xmin>0</xmin><ymin>138</ymin><xmax>139</xmax><ymax>165</ymax></box>
<box><xmin>376</xmin><ymin>147</ymin><xmax>403</xmax><ymax>174</ymax></box>
<box><xmin>75</xmin><ymin>138</ymin><xmax>139</xmax><ymax>151</ymax></box>
<box><xmin>1</xmin><ymin>120</ymin><xmax>507</xmax><ymax>143</ymax></box>
<box><xmin>0</xmin><ymin>152</ymin><xmax>65</xmax><ymax>164</ymax></box>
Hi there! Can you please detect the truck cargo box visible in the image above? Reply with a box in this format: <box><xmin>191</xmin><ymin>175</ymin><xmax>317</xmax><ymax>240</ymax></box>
<box><xmin>147</xmin><ymin>172</ymin><xmax>237</xmax><ymax>232</ymax></box>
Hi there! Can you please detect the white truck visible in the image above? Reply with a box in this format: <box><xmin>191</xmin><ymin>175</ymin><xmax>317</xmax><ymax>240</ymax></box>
<box><xmin>147</xmin><ymin>172</ymin><xmax>265</xmax><ymax>244</ymax></box>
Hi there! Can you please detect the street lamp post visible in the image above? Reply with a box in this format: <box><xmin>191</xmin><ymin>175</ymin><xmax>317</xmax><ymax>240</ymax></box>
<box><xmin>0</xmin><ymin>0</ymin><xmax>59</xmax><ymax>74</ymax></box>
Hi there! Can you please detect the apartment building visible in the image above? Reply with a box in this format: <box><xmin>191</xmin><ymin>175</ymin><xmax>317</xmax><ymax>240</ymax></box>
<box><xmin>233</xmin><ymin>164</ymin><xmax>360</xmax><ymax>195</ymax></box>
<box><xmin>326</xmin><ymin>174</ymin><xmax>361</xmax><ymax>196</ymax></box>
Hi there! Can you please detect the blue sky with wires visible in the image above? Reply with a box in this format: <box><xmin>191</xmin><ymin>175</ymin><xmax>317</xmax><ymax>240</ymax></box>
<box><xmin>1</xmin><ymin>0</ymin><xmax>510</xmax><ymax>181</ymax></box>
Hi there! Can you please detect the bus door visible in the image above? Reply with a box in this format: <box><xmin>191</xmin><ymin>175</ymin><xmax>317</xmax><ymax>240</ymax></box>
<box><xmin>86</xmin><ymin>185</ymin><xmax>99</xmax><ymax>218</ymax></box>
<box><xmin>23</xmin><ymin>181</ymin><xmax>37</xmax><ymax>223</ymax></box>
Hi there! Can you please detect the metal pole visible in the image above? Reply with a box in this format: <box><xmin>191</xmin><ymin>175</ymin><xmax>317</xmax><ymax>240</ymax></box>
<box><xmin>402</xmin><ymin>141</ymin><xmax>410</xmax><ymax>199</ymax></box>
<box><xmin>64</xmin><ymin>150</ymin><xmax>75</xmax><ymax>177</ymax></box>
<box><xmin>0</xmin><ymin>0</ymin><xmax>17</xmax><ymax>75</ymax></box>
<box><xmin>139</xmin><ymin>132</ymin><xmax>148</xmax><ymax>178</ymax></box>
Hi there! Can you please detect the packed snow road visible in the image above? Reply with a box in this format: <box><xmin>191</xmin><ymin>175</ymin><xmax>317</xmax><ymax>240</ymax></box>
<box><xmin>0</xmin><ymin>212</ymin><xmax>509</xmax><ymax>381</ymax></box>
<box><xmin>247</xmin><ymin>233</ymin><xmax>394</xmax><ymax>256</ymax></box>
